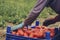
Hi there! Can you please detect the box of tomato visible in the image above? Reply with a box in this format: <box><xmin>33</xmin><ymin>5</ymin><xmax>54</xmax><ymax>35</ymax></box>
<box><xmin>6</xmin><ymin>26</ymin><xmax>59</xmax><ymax>40</ymax></box>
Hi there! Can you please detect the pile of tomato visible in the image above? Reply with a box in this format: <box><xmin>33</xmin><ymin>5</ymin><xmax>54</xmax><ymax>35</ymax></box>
<box><xmin>11</xmin><ymin>26</ymin><xmax>55</xmax><ymax>39</ymax></box>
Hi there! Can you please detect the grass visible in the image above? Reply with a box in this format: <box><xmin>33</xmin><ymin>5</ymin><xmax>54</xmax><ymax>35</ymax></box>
<box><xmin>0</xmin><ymin>0</ymin><xmax>60</xmax><ymax>40</ymax></box>
<box><xmin>0</xmin><ymin>0</ymin><xmax>57</xmax><ymax>27</ymax></box>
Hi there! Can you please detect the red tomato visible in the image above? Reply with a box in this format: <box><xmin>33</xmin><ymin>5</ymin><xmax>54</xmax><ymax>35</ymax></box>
<box><xmin>50</xmin><ymin>27</ymin><xmax>55</xmax><ymax>32</ymax></box>
<box><xmin>16</xmin><ymin>32</ymin><xmax>19</xmax><ymax>36</ymax></box>
<box><xmin>26</xmin><ymin>29</ymin><xmax>32</xmax><ymax>35</ymax></box>
<box><xmin>12</xmin><ymin>31</ymin><xmax>16</xmax><ymax>35</ymax></box>
<box><xmin>17</xmin><ymin>29</ymin><xmax>24</xmax><ymax>36</ymax></box>
<box><xmin>24</xmin><ymin>32</ymin><xmax>28</xmax><ymax>37</ymax></box>
<box><xmin>50</xmin><ymin>32</ymin><xmax>55</xmax><ymax>38</ymax></box>
<box><xmin>39</xmin><ymin>29</ymin><xmax>44</xmax><ymax>38</ymax></box>
<box><xmin>11</xmin><ymin>26</ymin><xmax>55</xmax><ymax>38</ymax></box>
<box><xmin>29</xmin><ymin>33</ymin><xmax>34</xmax><ymax>38</ymax></box>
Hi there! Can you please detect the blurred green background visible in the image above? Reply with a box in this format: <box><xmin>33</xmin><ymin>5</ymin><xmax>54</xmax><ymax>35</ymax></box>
<box><xmin>0</xmin><ymin>0</ymin><xmax>57</xmax><ymax>28</ymax></box>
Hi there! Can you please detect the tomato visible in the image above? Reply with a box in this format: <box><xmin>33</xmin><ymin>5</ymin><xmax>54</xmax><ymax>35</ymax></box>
<box><xmin>24</xmin><ymin>32</ymin><xmax>28</xmax><ymax>37</ymax></box>
<box><xmin>17</xmin><ymin>29</ymin><xmax>24</xmax><ymax>36</ymax></box>
<box><xmin>32</xmin><ymin>29</ymin><xmax>42</xmax><ymax>38</ymax></box>
<box><xmin>26</xmin><ymin>28</ymin><xmax>32</xmax><ymax>35</ymax></box>
<box><xmin>12</xmin><ymin>31</ymin><xmax>16</xmax><ymax>35</ymax></box>
<box><xmin>39</xmin><ymin>29</ymin><xmax>44</xmax><ymax>38</ymax></box>
<box><xmin>11</xmin><ymin>25</ymin><xmax>55</xmax><ymax>39</ymax></box>
<box><xmin>29</xmin><ymin>32</ymin><xmax>34</xmax><ymax>38</ymax></box>
<box><xmin>50</xmin><ymin>32</ymin><xmax>55</xmax><ymax>38</ymax></box>
<box><xmin>50</xmin><ymin>27</ymin><xmax>55</xmax><ymax>32</ymax></box>
<box><xmin>16</xmin><ymin>32</ymin><xmax>19</xmax><ymax>36</ymax></box>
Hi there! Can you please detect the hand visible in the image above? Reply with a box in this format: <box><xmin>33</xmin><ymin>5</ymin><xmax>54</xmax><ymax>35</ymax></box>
<box><xmin>43</xmin><ymin>18</ymin><xmax>56</xmax><ymax>26</ymax></box>
<box><xmin>11</xmin><ymin>22</ymin><xmax>24</xmax><ymax>31</ymax></box>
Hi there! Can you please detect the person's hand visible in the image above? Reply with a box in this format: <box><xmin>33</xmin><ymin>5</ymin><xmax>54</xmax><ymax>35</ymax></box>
<box><xmin>11</xmin><ymin>22</ymin><xmax>24</xmax><ymax>31</ymax></box>
<box><xmin>43</xmin><ymin>18</ymin><xmax>56</xmax><ymax>26</ymax></box>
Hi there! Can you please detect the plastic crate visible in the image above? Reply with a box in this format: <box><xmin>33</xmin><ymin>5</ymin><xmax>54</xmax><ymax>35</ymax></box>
<box><xmin>6</xmin><ymin>20</ymin><xmax>60</xmax><ymax>40</ymax></box>
<box><xmin>6</xmin><ymin>26</ymin><xmax>52</xmax><ymax>40</ymax></box>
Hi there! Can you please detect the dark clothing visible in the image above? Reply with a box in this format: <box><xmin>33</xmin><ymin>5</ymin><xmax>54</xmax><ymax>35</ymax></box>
<box><xmin>43</xmin><ymin>14</ymin><xmax>60</xmax><ymax>26</ymax></box>
<box><xmin>24</xmin><ymin>0</ymin><xmax>60</xmax><ymax>26</ymax></box>
<box><xmin>49</xmin><ymin>0</ymin><xmax>60</xmax><ymax>14</ymax></box>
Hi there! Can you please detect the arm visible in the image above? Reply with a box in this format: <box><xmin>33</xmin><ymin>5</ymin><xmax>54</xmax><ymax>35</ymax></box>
<box><xmin>43</xmin><ymin>14</ymin><xmax>60</xmax><ymax>26</ymax></box>
<box><xmin>24</xmin><ymin>0</ymin><xmax>48</xmax><ymax>26</ymax></box>
<box><xmin>11</xmin><ymin>0</ymin><xmax>48</xmax><ymax>30</ymax></box>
